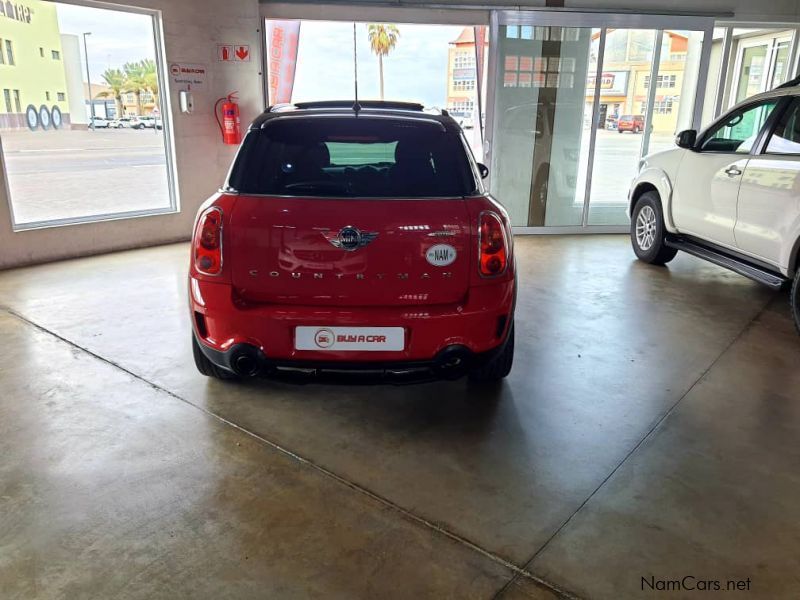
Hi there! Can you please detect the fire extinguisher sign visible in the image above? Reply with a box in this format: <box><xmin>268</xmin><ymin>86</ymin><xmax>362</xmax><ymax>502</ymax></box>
<box><xmin>218</xmin><ymin>44</ymin><xmax>251</xmax><ymax>62</ymax></box>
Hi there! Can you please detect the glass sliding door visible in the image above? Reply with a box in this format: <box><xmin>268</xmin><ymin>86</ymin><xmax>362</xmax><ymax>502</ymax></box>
<box><xmin>485</xmin><ymin>11</ymin><xmax>714</xmax><ymax>232</ymax></box>
<box><xmin>588</xmin><ymin>28</ymin><xmax>708</xmax><ymax>225</ymax></box>
<box><xmin>586</xmin><ymin>28</ymin><xmax>658</xmax><ymax>225</ymax></box>
<box><xmin>489</xmin><ymin>23</ymin><xmax>598</xmax><ymax>226</ymax></box>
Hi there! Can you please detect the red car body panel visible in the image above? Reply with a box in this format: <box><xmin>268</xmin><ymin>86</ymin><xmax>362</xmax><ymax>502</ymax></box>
<box><xmin>189</xmin><ymin>193</ymin><xmax>515</xmax><ymax>364</ymax></box>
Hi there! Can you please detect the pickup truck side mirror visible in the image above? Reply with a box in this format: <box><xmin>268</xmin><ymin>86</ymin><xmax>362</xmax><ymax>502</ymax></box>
<box><xmin>676</xmin><ymin>129</ymin><xmax>697</xmax><ymax>149</ymax></box>
<box><xmin>476</xmin><ymin>163</ymin><xmax>489</xmax><ymax>179</ymax></box>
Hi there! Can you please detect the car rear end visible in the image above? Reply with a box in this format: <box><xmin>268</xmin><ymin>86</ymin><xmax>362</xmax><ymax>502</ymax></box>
<box><xmin>189</xmin><ymin>106</ymin><xmax>515</xmax><ymax>381</ymax></box>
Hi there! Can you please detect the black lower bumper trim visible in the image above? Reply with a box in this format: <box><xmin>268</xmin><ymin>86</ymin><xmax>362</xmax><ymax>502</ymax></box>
<box><xmin>192</xmin><ymin>329</ymin><xmax>511</xmax><ymax>384</ymax></box>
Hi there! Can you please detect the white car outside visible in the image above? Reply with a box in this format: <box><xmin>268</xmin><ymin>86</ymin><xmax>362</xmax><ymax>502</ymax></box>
<box><xmin>628</xmin><ymin>85</ymin><xmax>800</xmax><ymax>333</ymax></box>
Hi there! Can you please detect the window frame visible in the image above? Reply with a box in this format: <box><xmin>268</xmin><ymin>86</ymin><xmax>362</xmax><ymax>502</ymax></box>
<box><xmin>695</xmin><ymin>97</ymin><xmax>787</xmax><ymax>155</ymax></box>
<box><xmin>0</xmin><ymin>0</ymin><xmax>179</xmax><ymax>232</ymax></box>
<box><xmin>5</xmin><ymin>39</ymin><xmax>14</xmax><ymax>65</ymax></box>
<box><xmin>762</xmin><ymin>96</ymin><xmax>800</xmax><ymax>157</ymax></box>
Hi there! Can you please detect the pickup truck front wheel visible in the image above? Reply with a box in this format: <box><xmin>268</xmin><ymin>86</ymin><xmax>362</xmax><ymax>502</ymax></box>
<box><xmin>791</xmin><ymin>270</ymin><xmax>800</xmax><ymax>335</ymax></box>
<box><xmin>631</xmin><ymin>192</ymin><xmax>678</xmax><ymax>266</ymax></box>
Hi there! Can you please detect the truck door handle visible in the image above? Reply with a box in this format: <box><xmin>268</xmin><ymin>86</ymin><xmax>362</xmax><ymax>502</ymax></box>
<box><xmin>725</xmin><ymin>166</ymin><xmax>742</xmax><ymax>177</ymax></box>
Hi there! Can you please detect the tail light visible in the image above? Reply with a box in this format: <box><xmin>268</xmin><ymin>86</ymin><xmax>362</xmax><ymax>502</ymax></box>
<box><xmin>478</xmin><ymin>211</ymin><xmax>508</xmax><ymax>277</ymax></box>
<box><xmin>194</xmin><ymin>207</ymin><xmax>223</xmax><ymax>275</ymax></box>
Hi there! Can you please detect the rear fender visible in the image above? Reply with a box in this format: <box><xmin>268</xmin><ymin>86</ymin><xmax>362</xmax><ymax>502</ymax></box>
<box><xmin>783</xmin><ymin>228</ymin><xmax>800</xmax><ymax>278</ymax></box>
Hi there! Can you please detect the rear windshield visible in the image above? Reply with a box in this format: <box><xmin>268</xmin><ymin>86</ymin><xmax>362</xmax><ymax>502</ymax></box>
<box><xmin>227</xmin><ymin>117</ymin><xmax>478</xmax><ymax>198</ymax></box>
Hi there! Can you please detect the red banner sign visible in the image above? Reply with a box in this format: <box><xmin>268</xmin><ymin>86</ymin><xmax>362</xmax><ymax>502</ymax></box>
<box><xmin>267</xmin><ymin>21</ymin><xmax>301</xmax><ymax>105</ymax></box>
<box><xmin>473</xmin><ymin>26</ymin><xmax>487</xmax><ymax>142</ymax></box>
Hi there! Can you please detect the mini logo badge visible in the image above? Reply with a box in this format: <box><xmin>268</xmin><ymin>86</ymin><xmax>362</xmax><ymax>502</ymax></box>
<box><xmin>314</xmin><ymin>328</ymin><xmax>335</xmax><ymax>349</ymax></box>
<box><xmin>323</xmin><ymin>226</ymin><xmax>379</xmax><ymax>251</ymax></box>
<box><xmin>425</xmin><ymin>244</ymin><xmax>457</xmax><ymax>267</ymax></box>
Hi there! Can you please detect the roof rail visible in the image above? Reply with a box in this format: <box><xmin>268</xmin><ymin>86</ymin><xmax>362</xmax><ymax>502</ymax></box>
<box><xmin>776</xmin><ymin>75</ymin><xmax>800</xmax><ymax>89</ymax></box>
<box><xmin>291</xmin><ymin>100</ymin><xmax>426</xmax><ymax>112</ymax></box>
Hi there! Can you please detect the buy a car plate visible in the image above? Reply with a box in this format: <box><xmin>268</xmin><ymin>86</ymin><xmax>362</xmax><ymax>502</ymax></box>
<box><xmin>295</xmin><ymin>326</ymin><xmax>405</xmax><ymax>351</ymax></box>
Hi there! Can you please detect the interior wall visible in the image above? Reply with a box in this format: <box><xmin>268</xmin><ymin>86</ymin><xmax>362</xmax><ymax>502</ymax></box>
<box><xmin>0</xmin><ymin>0</ymin><xmax>263</xmax><ymax>269</ymax></box>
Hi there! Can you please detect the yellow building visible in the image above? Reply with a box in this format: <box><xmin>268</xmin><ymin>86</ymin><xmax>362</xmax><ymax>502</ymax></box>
<box><xmin>120</xmin><ymin>90</ymin><xmax>158</xmax><ymax>117</ymax></box>
<box><xmin>0</xmin><ymin>0</ymin><xmax>70</xmax><ymax>130</ymax></box>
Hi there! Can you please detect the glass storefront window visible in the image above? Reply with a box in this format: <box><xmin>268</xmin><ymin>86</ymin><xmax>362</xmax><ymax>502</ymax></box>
<box><xmin>0</xmin><ymin>2</ymin><xmax>175</xmax><ymax>229</ymax></box>
<box><xmin>488</xmin><ymin>16</ymin><xmax>714</xmax><ymax>230</ymax></box>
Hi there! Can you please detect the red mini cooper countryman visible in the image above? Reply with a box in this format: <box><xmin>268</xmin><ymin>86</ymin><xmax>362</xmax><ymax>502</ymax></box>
<box><xmin>189</xmin><ymin>100</ymin><xmax>515</xmax><ymax>383</ymax></box>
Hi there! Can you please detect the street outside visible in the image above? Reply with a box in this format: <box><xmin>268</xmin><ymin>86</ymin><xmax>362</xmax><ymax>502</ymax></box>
<box><xmin>1</xmin><ymin>129</ymin><xmax>170</xmax><ymax>225</ymax></box>
<box><xmin>0</xmin><ymin>124</ymin><xmax>676</xmax><ymax>227</ymax></box>
<box><xmin>588</xmin><ymin>128</ymin><xmax>675</xmax><ymax>204</ymax></box>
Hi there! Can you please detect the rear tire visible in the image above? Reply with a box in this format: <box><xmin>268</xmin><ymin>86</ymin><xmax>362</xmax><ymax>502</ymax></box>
<box><xmin>469</xmin><ymin>325</ymin><xmax>514</xmax><ymax>383</ymax></box>
<box><xmin>192</xmin><ymin>336</ymin><xmax>239</xmax><ymax>380</ymax></box>
<box><xmin>791</xmin><ymin>270</ymin><xmax>800</xmax><ymax>336</ymax></box>
<box><xmin>630</xmin><ymin>191</ymin><xmax>678</xmax><ymax>266</ymax></box>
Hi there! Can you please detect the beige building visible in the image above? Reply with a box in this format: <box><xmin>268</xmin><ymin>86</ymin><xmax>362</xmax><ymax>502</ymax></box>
<box><xmin>588</xmin><ymin>29</ymin><xmax>689</xmax><ymax>134</ymax></box>
<box><xmin>446</xmin><ymin>27</ymin><xmax>480</xmax><ymax>120</ymax></box>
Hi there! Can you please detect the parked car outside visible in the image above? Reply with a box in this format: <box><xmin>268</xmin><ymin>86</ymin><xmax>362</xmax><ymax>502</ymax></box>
<box><xmin>628</xmin><ymin>84</ymin><xmax>800</xmax><ymax>334</ymax></box>
<box><xmin>189</xmin><ymin>100</ymin><xmax>516</xmax><ymax>382</ymax></box>
<box><xmin>109</xmin><ymin>117</ymin><xmax>131</xmax><ymax>129</ymax></box>
<box><xmin>459</xmin><ymin>116</ymin><xmax>475</xmax><ymax>129</ymax></box>
<box><xmin>89</xmin><ymin>116</ymin><xmax>111</xmax><ymax>129</ymax></box>
<box><xmin>617</xmin><ymin>114</ymin><xmax>644</xmax><ymax>133</ymax></box>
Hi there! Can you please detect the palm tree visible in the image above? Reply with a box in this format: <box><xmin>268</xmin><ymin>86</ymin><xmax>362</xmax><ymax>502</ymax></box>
<box><xmin>140</xmin><ymin>58</ymin><xmax>159</xmax><ymax>108</ymax></box>
<box><xmin>98</xmin><ymin>68</ymin><xmax>125</xmax><ymax>117</ymax></box>
<box><xmin>123</xmin><ymin>61</ymin><xmax>147</xmax><ymax>115</ymax></box>
<box><xmin>367</xmin><ymin>24</ymin><xmax>399</xmax><ymax>100</ymax></box>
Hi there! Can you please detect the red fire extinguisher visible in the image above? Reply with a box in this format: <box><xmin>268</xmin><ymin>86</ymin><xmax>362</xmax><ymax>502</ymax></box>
<box><xmin>215</xmin><ymin>92</ymin><xmax>241</xmax><ymax>145</ymax></box>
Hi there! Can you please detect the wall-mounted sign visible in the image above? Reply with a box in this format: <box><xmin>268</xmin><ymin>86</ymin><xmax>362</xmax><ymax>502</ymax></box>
<box><xmin>218</xmin><ymin>44</ymin><xmax>250</xmax><ymax>62</ymax></box>
<box><xmin>169</xmin><ymin>63</ymin><xmax>207</xmax><ymax>90</ymax></box>
<box><xmin>0</xmin><ymin>1</ymin><xmax>33</xmax><ymax>23</ymax></box>
<box><xmin>586</xmin><ymin>70</ymin><xmax>629</xmax><ymax>96</ymax></box>
<box><xmin>218</xmin><ymin>45</ymin><xmax>233</xmax><ymax>62</ymax></box>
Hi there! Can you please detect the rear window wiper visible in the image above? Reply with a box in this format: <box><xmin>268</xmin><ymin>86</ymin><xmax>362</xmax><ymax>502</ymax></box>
<box><xmin>282</xmin><ymin>181</ymin><xmax>355</xmax><ymax>195</ymax></box>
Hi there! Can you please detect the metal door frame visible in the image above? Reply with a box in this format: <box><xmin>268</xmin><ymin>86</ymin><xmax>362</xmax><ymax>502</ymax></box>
<box><xmin>484</xmin><ymin>10</ymin><xmax>714</xmax><ymax>234</ymax></box>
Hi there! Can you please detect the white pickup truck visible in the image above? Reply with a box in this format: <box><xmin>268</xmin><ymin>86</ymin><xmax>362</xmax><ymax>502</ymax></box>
<box><xmin>629</xmin><ymin>85</ymin><xmax>800</xmax><ymax>334</ymax></box>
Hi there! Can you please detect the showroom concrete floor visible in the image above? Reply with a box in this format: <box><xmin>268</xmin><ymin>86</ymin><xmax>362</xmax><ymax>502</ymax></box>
<box><xmin>1</xmin><ymin>235</ymin><xmax>798</xmax><ymax>599</ymax></box>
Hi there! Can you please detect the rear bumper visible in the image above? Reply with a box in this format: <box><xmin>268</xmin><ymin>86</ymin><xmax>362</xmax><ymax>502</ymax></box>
<box><xmin>189</xmin><ymin>276</ymin><xmax>515</xmax><ymax>375</ymax></box>
<box><xmin>193</xmin><ymin>328</ymin><xmax>511</xmax><ymax>382</ymax></box>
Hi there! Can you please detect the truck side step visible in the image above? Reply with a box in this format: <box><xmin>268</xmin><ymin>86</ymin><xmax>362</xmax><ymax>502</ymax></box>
<box><xmin>665</xmin><ymin>236</ymin><xmax>788</xmax><ymax>290</ymax></box>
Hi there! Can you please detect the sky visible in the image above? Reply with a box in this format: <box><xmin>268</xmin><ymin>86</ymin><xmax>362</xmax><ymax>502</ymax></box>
<box><xmin>51</xmin><ymin>4</ymin><xmax>465</xmax><ymax>108</ymax></box>
<box><xmin>54</xmin><ymin>3</ymin><xmax>156</xmax><ymax>85</ymax></box>
<box><xmin>290</xmin><ymin>22</ymin><xmax>465</xmax><ymax>108</ymax></box>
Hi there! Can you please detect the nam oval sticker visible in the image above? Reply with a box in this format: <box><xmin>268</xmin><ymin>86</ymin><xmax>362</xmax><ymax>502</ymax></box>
<box><xmin>425</xmin><ymin>244</ymin><xmax>457</xmax><ymax>267</ymax></box>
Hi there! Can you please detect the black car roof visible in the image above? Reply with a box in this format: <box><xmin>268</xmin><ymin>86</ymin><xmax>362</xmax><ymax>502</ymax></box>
<box><xmin>249</xmin><ymin>100</ymin><xmax>461</xmax><ymax>133</ymax></box>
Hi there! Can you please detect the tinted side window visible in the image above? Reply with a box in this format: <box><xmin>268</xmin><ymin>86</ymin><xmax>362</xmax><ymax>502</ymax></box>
<box><xmin>228</xmin><ymin>117</ymin><xmax>477</xmax><ymax>198</ymax></box>
<box><xmin>700</xmin><ymin>100</ymin><xmax>779</xmax><ymax>154</ymax></box>
<box><xmin>765</xmin><ymin>98</ymin><xmax>800</xmax><ymax>155</ymax></box>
